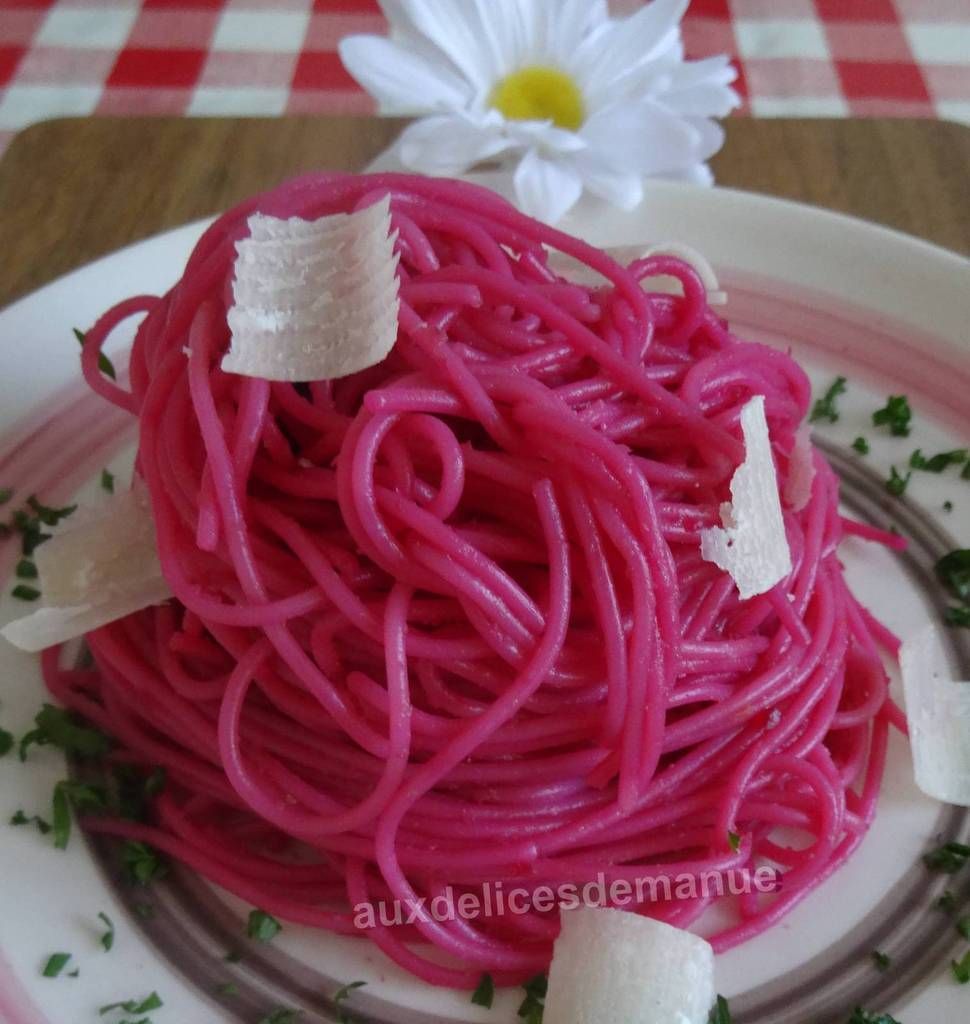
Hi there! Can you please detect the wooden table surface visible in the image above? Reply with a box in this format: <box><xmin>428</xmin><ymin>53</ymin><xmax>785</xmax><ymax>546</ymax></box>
<box><xmin>0</xmin><ymin>115</ymin><xmax>968</xmax><ymax>310</ymax></box>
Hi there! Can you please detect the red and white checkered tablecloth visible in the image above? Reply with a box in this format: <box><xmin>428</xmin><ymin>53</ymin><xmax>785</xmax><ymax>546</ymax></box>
<box><xmin>1</xmin><ymin>0</ymin><xmax>969</xmax><ymax>160</ymax></box>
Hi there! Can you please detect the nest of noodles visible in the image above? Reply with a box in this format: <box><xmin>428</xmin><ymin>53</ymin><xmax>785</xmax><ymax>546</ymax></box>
<box><xmin>50</xmin><ymin>173</ymin><xmax>900</xmax><ymax>988</ymax></box>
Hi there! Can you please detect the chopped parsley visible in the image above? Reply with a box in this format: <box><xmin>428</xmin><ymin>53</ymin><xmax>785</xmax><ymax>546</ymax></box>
<box><xmin>15</xmin><ymin>559</ymin><xmax>37</xmax><ymax>579</ymax></box>
<box><xmin>122</xmin><ymin>840</ymin><xmax>168</xmax><ymax>885</ymax></box>
<box><xmin>946</xmin><ymin>606</ymin><xmax>970</xmax><ymax>628</ymax></box>
<box><xmin>963</xmin><ymin>462</ymin><xmax>970</xmax><ymax>481</ymax></box>
<box><xmin>0</xmin><ymin>487</ymin><xmax>12</xmax><ymax>505</ymax></box>
<box><xmin>518</xmin><ymin>973</ymin><xmax>547</xmax><ymax>1024</ymax></box>
<box><xmin>952</xmin><ymin>950</ymin><xmax>970</xmax><ymax>984</ymax></box>
<box><xmin>871</xmin><ymin>950</ymin><xmax>891</xmax><ymax>971</ymax></box>
<box><xmin>247</xmin><ymin>909</ymin><xmax>282</xmax><ymax>943</ymax></box>
<box><xmin>10</xmin><ymin>809</ymin><xmax>51</xmax><ymax>834</ymax></box>
<box><xmin>11</xmin><ymin>584</ymin><xmax>40</xmax><ymax>601</ymax></box>
<box><xmin>41</xmin><ymin>952</ymin><xmax>72</xmax><ymax>978</ymax></box>
<box><xmin>810</xmin><ymin>376</ymin><xmax>847</xmax><ymax>424</ymax></box>
<box><xmin>112</xmin><ymin>763</ymin><xmax>167</xmax><ymax>822</ymax></box>
<box><xmin>98</xmin><ymin>911</ymin><xmax>115</xmax><ymax>952</ymax></box>
<box><xmin>936</xmin><ymin>550</ymin><xmax>970</xmax><ymax>604</ymax></box>
<box><xmin>19</xmin><ymin>703</ymin><xmax>111</xmax><ymax>762</ymax></box>
<box><xmin>709</xmin><ymin>995</ymin><xmax>732</xmax><ymax>1023</ymax></box>
<box><xmin>52</xmin><ymin>779</ymin><xmax>107</xmax><ymax>849</ymax></box>
<box><xmin>11</xmin><ymin>509</ymin><xmax>51</xmax><ymax>557</ymax></box>
<box><xmin>0</xmin><ymin>727</ymin><xmax>12</xmax><ymax>758</ymax></box>
<box><xmin>727</xmin><ymin>830</ymin><xmax>741</xmax><ymax>852</ymax></box>
<box><xmin>259</xmin><ymin>1010</ymin><xmax>302</xmax><ymax>1024</ymax></box>
<box><xmin>938</xmin><ymin>890</ymin><xmax>957</xmax><ymax>913</ymax></box>
<box><xmin>958</xmin><ymin>917</ymin><xmax>970</xmax><ymax>940</ymax></box>
<box><xmin>910</xmin><ymin>448</ymin><xmax>968</xmax><ymax>473</ymax></box>
<box><xmin>27</xmin><ymin>495</ymin><xmax>76</xmax><ymax>527</ymax></box>
<box><xmin>885</xmin><ymin>466</ymin><xmax>911</xmax><ymax>497</ymax></box>
<box><xmin>98</xmin><ymin>991</ymin><xmax>163</xmax><ymax>1016</ymax></box>
<box><xmin>74</xmin><ymin>327</ymin><xmax>117</xmax><ymax>381</ymax></box>
<box><xmin>944</xmin><ymin>500</ymin><xmax>954</xmax><ymax>513</ymax></box>
<box><xmin>872</xmin><ymin>395</ymin><xmax>912</xmax><ymax>437</ymax></box>
<box><xmin>924</xmin><ymin>840</ymin><xmax>970</xmax><ymax>873</ymax></box>
<box><xmin>852</xmin><ymin>436</ymin><xmax>870</xmax><ymax>455</ymax></box>
<box><xmin>334</xmin><ymin>980</ymin><xmax>367</xmax><ymax>1023</ymax></box>
<box><xmin>472</xmin><ymin>973</ymin><xmax>495</xmax><ymax>1008</ymax></box>
<box><xmin>101</xmin><ymin>468</ymin><xmax>115</xmax><ymax>494</ymax></box>
<box><xmin>846</xmin><ymin>1011</ymin><xmax>902</xmax><ymax>1024</ymax></box>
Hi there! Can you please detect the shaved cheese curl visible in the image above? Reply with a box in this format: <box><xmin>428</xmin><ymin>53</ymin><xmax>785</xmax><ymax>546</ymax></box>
<box><xmin>32</xmin><ymin>173</ymin><xmax>900</xmax><ymax>992</ymax></box>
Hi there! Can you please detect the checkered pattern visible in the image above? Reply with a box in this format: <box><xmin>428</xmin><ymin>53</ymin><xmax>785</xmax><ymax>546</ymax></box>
<box><xmin>1</xmin><ymin>0</ymin><xmax>968</xmax><ymax>158</ymax></box>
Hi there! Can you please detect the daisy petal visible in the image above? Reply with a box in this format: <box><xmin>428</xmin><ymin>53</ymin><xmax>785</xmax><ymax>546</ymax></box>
<box><xmin>339</xmin><ymin>35</ymin><xmax>471</xmax><ymax>114</ymax></box>
<box><xmin>576</xmin><ymin>0</ymin><xmax>689</xmax><ymax>102</ymax></box>
<box><xmin>662</xmin><ymin>81</ymin><xmax>741</xmax><ymax>118</ymax></box>
<box><xmin>544</xmin><ymin>0</ymin><xmax>609</xmax><ymax>62</ymax></box>
<box><xmin>685</xmin><ymin>116</ymin><xmax>726</xmax><ymax>161</ymax></box>
<box><xmin>389</xmin><ymin>0</ymin><xmax>500</xmax><ymax>97</ymax></box>
<box><xmin>504</xmin><ymin>119</ymin><xmax>587</xmax><ymax>154</ymax></box>
<box><xmin>397</xmin><ymin>113</ymin><xmax>514</xmax><ymax>175</ymax></box>
<box><xmin>570</xmin><ymin>155</ymin><xmax>644</xmax><ymax>209</ymax></box>
<box><xmin>580</xmin><ymin>97</ymin><xmax>702</xmax><ymax>176</ymax></box>
<box><xmin>514</xmin><ymin>149</ymin><xmax>584</xmax><ymax>224</ymax></box>
<box><xmin>657</xmin><ymin>162</ymin><xmax>716</xmax><ymax>187</ymax></box>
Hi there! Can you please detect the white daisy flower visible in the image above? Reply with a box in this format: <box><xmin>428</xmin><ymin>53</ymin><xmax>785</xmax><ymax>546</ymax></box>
<box><xmin>339</xmin><ymin>0</ymin><xmax>740</xmax><ymax>223</ymax></box>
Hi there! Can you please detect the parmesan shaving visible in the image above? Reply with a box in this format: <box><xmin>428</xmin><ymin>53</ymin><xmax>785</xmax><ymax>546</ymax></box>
<box><xmin>783</xmin><ymin>424</ymin><xmax>815</xmax><ymax>511</ymax></box>
<box><xmin>700</xmin><ymin>395</ymin><xmax>793</xmax><ymax>600</ymax></box>
<box><xmin>1</xmin><ymin>483</ymin><xmax>170</xmax><ymax>653</ymax></box>
<box><xmin>221</xmin><ymin>196</ymin><xmax>400</xmax><ymax>383</ymax></box>
<box><xmin>900</xmin><ymin>623</ymin><xmax>970</xmax><ymax>806</ymax></box>
<box><xmin>543</xmin><ymin>905</ymin><xmax>715</xmax><ymax>1024</ymax></box>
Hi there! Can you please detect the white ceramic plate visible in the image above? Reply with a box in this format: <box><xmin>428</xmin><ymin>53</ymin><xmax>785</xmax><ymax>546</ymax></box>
<box><xmin>0</xmin><ymin>177</ymin><xmax>968</xmax><ymax>1024</ymax></box>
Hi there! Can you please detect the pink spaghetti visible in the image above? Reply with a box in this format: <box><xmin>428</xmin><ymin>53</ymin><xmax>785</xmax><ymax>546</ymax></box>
<box><xmin>43</xmin><ymin>173</ymin><xmax>903</xmax><ymax>988</ymax></box>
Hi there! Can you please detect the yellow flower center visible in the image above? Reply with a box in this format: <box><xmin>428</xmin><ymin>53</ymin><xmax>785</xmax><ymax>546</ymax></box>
<box><xmin>489</xmin><ymin>66</ymin><xmax>585</xmax><ymax>131</ymax></box>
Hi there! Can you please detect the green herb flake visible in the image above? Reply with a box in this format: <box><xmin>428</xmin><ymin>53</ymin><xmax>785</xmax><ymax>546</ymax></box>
<box><xmin>334</xmin><ymin>979</ymin><xmax>367</xmax><ymax>1024</ymax></box>
<box><xmin>846</xmin><ymin>1010</ymin><xmax>902</xmax><ymax>1024</ymax></box>
<box><xmin>872</xmin><ymin>394</ymin><xmax>912</xmax><ymax>437</ymax></box>
<box><xmin>727</xmin><ymin>830</ymin><xmax>741</xmax><ymax>852</ymax></box>
<box><xmin>851</xmin><ymin>436</ymin><xmax>870</xmax><ymax>455</ymax></box>
<box><xmin>0</xmin><ymin>727</ymin><xmax>13</xmax><ymax>758</ymax></box>
<box><xmin>924</xmin><ymin>840</ymin><xmax>970</xmax><ymax>873</ymax></box>
<box><xmin>67</xmin><ymin>968</ymin><xmax>79</xmax><ymax>978</ymax></box>
<box><xmin>10</xmin><ymin>809</ymin><xmax>51</xmax><ymax>834</ymax></box>
<box><xmin>247</xmin><ymin>909</ymin><xmax>282</xmax><ymax>943</ymax></box>
<box><xmin>518</xmin><ymin>973</ymin><xmax>547</xmax><ymax>1023</ymax></box>
<box><xmin>41</xmin><ymin>952</ymin><xmax>72</xmax><ymax>978</ymax></box>
<box><xmin>911</xmin><ymin>448</ymin><xmax>969</xmax><ymax>473</ymax></box>
<box><xmin>74</xmin><ymin>327</ymin><xmax>117</xmax><ymax>381</ymax></box>
<box><xmin>0</xmin><ymin>487</ymin><xmax>12</xmax><ymax>506</ymax></box>
<box><xmin>15</xmin><ymin>559</ymin><xmax>37</xmax><ymax>579</ymax></box>
<box><xmin>98</xmin><ymin>991</ymin><xmax>163</xmax><ymax>1016</ymax></box>
<box><xmin>258</xmin><ymin>1010</ymin><xmax>303</xmax><ymax>1024</ymax></box>
<box><xmin>122</xmin><ymin>840</ymin><xmax>168</xmax><ymax>886</ymax></box>
<box><xmin>963</xmin><ymin>462</ymin><xmax>970</xmax><ymax>481</ymax></box>
<box><xmin>885</xmin><ymin>466</ymin><xmax>911</xmax><ymax>498</ymax></box>
<box><xmin>101</xmin><ymin>469</ymin><xmax>115</xmax><ymax>494</ymax></box>
<box><xmin>958</xmin><ymin>916</ymin><xmax>970</xmax><ymax>940</ymax></box>
<box><xmin>938</xmin><ymin>890</ymin><xmax>957</xmax><ymax>913</ymax></box>
<box><xmin>709</xmin><ymin>994</ymin><xmax>732</xmax><ymax>1024</ymax></box>
<box><xmin>944</xmin><ymin>500</ymin><xmax>955</xmax><ymax>513</ymax></box>
<box><xmin>27</xmin><ymin>495</ymin><xmax>76</xmax><ymax>527</ymax></box>
<box><xmin>52</xmin><ymin>779</ymin><xmax>107</xmax><ymax>850</ymax></box>
<box><xmin>11</xmin><ymin>584</ymin><xmax>41</xmax><ymax>601</ymax></box>
<box><xmin>471</xmin><ymin>973</ymin><xmax>495</xmax><ymax>1009</ymax></box>
<box><xmin>98</xmin><ymin>911</ymin><xmax>115</xmax><ymax>952</ymax></box>
<box><xmin>936</xmin><ymin>550</ymin><xmax>970</xmax><ymax>604</ymax></box>
<box><xmin>953</xmin><ymin>950</ymin><xmax>970</xmax><ymax>984</ymax></box>
<box><xmin>19</xmin><ymin>703</ymin><xmax>111</xmax><ymax>762</ymax></box>
<box><xmin>810</xmin><ymin>376</ymin><xmax>847</xmax><ymax>424</ymax></box>
<box><xmin>945</xmin><ymin>606</ymin><xmax>970</xmax><ymax>629</ymax></box>
<box><xmin>871</xmin><ymin>950</ymin><xmax>891</xmax><ymax>971</ymax></box>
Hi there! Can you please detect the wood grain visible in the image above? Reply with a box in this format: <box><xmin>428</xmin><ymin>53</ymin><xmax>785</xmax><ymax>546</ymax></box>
<box><xmin>0</xmin><ymin>115</ymin><xmax>967</xmax><ymax>310</ymax></box>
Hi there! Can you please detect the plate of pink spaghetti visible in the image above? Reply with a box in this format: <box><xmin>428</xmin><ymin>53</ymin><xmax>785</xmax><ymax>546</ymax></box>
<box><xmin>0</xmin><ymin>172</ymin><xmax>968</xmax><ymax>1024</ymax></box>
